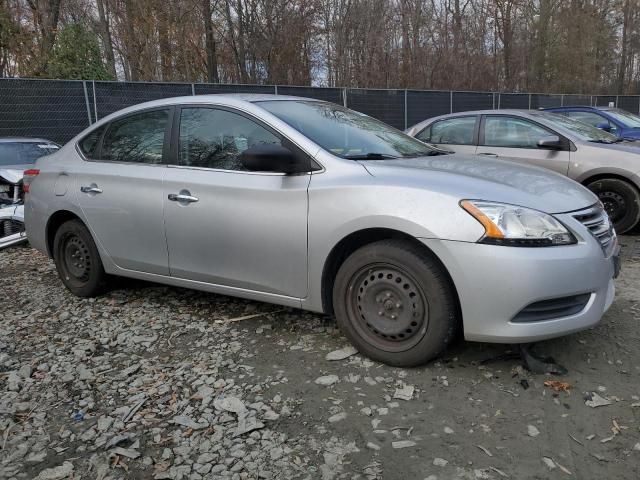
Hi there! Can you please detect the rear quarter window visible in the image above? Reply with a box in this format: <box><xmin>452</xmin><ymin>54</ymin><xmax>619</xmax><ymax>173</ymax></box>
<box><xmin>79</xmin><ymin>125</ymin><xmax>106</xmax><ymax>159</ymax></box>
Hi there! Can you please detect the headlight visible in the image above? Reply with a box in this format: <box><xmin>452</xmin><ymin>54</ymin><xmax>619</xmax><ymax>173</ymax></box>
<box><xmin>460</xmin><ymin>200</ymin><xmax>576</xmax><ymax>246</ymax></box>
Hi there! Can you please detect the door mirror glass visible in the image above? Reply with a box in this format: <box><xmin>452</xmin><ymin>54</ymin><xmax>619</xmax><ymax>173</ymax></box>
<box><xmin>537</xmin><ymin>135</ymin><xmax>562</xmax><ymax>149</ymax></box>
<box><xmin>239</xmin><ymin>144</ymin><xmax>307</xmax><ymax>174</ymax></box>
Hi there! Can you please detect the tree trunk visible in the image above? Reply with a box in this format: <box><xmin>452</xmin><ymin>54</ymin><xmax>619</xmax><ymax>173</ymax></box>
<box><xmin>96</xmin><ymin>0</ymin><xmax>116</xmax><ymax>79</ymax></box>
<box><xmin>123</xmin><ymin>0</ymin><xmax>140</xmax><ymax>80</ymax></box>
<box><xmin>202</xmin><ymin>0</ymin><xmax>219</xmax><ymax>83</ymax></box>
<box><xmin>157</xmin><ymin>1</ymin><xmax>172</xmax><ymax>81</ymax></box>
<box><xmin>617</xmin><ymin>0</ymin><xmax>631</xmax><ymax>93</ymax></box>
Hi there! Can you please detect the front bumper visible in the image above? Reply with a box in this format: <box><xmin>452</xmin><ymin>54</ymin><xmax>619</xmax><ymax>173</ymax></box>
<box><xmin>0</xmin><ymin>204</ymin><xmax>27</xmax><ymax>250</ymax></box>
<box><xmin>420</xmin><ymin>224</ymin><xmax>616</xmax><ymax>343</ymax></box>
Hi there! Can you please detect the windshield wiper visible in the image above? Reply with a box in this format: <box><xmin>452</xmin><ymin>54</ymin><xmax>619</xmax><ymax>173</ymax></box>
<box><xmin>588</xmin><ymin>139</ymin><xmax>615</xmax><ymax>144</ymax></box>
<box><xmin>343</xmin><ymin>153</ymin><xmax>398</xmax><ymax>160</ymax></box>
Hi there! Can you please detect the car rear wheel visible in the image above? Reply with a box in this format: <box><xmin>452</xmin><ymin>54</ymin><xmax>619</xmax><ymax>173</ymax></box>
<box><xmin>587</xmin><ymin>178</ymin><xmax>640</xmax><ymax>234</ymax></box>
<box><xmin>53</xmin><ymin>219</ymin><xmax>107</xmax><ymax>297</ymax></box>
<box><xmin>333</xmin><ymin>240</ymin><xmax>459</xmax><ymax>367</ymax></box>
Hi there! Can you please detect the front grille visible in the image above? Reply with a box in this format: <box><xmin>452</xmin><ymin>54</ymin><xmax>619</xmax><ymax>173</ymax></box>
<box><xmin>0</xmin><ymin>182</ymin><xmax>24</xmax><ymax>203</ymax></box>
<box><xmin>573</xmin><ymin>205</ymin><xmax>616</xmax><ymax>255</ymax></box>
<box><xmin>512</xmin><ymin>294</ymin><xmax>591</xmax><ymax>323</ymax></box>
<box><xmin>1</xmin><ymin>219</ymin><xmax>24</xmax><ymax>238</ymax></box>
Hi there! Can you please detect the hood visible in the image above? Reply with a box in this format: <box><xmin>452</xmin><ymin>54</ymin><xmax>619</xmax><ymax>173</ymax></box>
<box><xmin>360</xmin><ymin>154</ymin><xmax>598</xmax><ymax>214</ymax></box>
<box><xmin>585</xmin><ymin>141</ymin><xmax>640</xmax><ymax>152</ymax></box>
<box><xmin>619</xmin><ymin>127</ymin><xmax>640</xmax><ymax>139</ymax></box>
<box><xmin>0</xmin><ymin>165</ymin><xmax>29</xmax><ymax>184</ymax></box>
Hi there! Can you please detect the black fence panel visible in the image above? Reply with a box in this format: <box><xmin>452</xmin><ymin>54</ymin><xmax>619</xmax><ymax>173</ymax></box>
<box><xmin>561</xmin><ymin>94</ymin><xmax>591</xmax><ymax>106</ymax></box>
<box><xmin>2</xmin><ymin>79</ymin><xmax>640</xmax><ymax>143</ymax></box>
<box><xmin>498</xmin><ymin>93</ymin><xmax>529</xmax><ymax>109</ymax></box>
<box><xmin>406</xmin><ymin>91</ymin><xmax>450</xmax><ymax>126</ymax></box>
<box><xmin>530</xmin><ymin>94</ymin><xmax>562</xmax><ymax>109</ymax></box>
<box><xmin>195</xmin><ymin>83</ymin><xmax>275</xmax><ymax>95</ymax></box>
<box><xmin>94</xmin><ymin>81</ymin><xmax>192</xmax><ymax>119</ymax></box>
<box><xmin>617</xmin><ymin>96</ymin><xmax>640</xmax><ymax>114</ymax></box>
<box><xmin>277</xmin><ymin>86</ymin><xmax>342</xmax><ymax>104</ymax></box>
<box><xmin>452</xmin><ymin>92</ymin><xmax>493</xmax><ymax>113</ymax></box>
<box><xmin>594</xmin><ymin>95</ymin><xmax>616</xmax><ymax>107</ymax></box>
<box><xmin>0</xmin><ymin>79</ymin><xmax>91</xmax><ymax>145</ymax></box>
<box><xmin>346</xmin><ymin>89</ymin><xmax>405</xmax><ymax>129</ymax></box>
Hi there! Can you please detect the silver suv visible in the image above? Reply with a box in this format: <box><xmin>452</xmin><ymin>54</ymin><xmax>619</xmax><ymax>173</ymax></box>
<box><xmin>25</xmin><ymin>95</ymin><xmax>618</xmax><ymax>366</ymax></box>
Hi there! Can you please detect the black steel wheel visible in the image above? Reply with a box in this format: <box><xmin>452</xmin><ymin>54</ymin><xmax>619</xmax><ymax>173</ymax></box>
<box><xmin>347</xmin><ymin>263</ymin><xmax>428</xmax><ymax>352</ymax></box>
<box><xmin>587</xmin><ymin>178</ymin><xmax>640</xmax><ymax>234</ymax></box>
<box><xmin>53</xmin><ymin>219</ymin><xmax>108</xmax><ymax>297</ymax></box>
<box><xmin>333</xmin><ymin>239</ymin><xmax>459</xmax><ymax>367</ymax></box>
<box><xmin>62</xmin><ymin>235</ymin><xmax>92</xmax><ymax>283</ymax></box>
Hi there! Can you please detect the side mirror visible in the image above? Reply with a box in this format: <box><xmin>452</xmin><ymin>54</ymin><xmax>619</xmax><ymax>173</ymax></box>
<box><xmin>239</xmin><ymin>144</ymin><xmax>308</xmax><ymax>174</ymax></box>
<box><xmin>537</xmin><ymin>135</ymin><xmax>562</xmax><ymax>150</ymax></box>
<box><xmin>596</xmin><ymin>122</ymin><xmax>612</xmax><ymax>132</ymax></box>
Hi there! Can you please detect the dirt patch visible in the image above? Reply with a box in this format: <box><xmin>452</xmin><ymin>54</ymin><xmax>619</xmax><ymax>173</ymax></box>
<box><xmin>1</xmin><ymin>238</ymin><xmax>639</xmax><ymax>479</ymax></box>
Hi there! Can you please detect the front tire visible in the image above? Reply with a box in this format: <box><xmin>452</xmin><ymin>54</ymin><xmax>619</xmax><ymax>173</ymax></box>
<box><xmin>53</xmin><ymin>219</ymin><xmax>107</xmax><ymax>297</ymax></box>
<box><xmin>332</xmin><ymin>240</ymin><xmax>459</xmax><ymax>367</ymax></box>
<box><xmin>587</xmin><ymin>178</ymin><xmax>640</xmax><ymax>234</ymax></box>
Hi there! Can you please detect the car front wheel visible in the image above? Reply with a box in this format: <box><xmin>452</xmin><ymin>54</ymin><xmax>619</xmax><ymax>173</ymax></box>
<box><xmin>53</xmin><ymin>219</ymin><xmax>108</xmax><ymax>297</ymax></box>
<box><xmin>333</xmin><ymin>239</ymin><xmax>459</xmax><ymax>367</ymax></box>
<box><xmin>587</xmin><ymin>178</ymin><xmax>640</xmax><ymax>234</ymax></box>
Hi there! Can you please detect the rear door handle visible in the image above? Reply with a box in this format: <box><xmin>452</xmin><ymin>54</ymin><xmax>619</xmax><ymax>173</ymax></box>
<box><xmin>478</xmin><ymin>152</ymin><xmax>498</xmax><ymax>157</ymax></box>
<box><xmin>168</xmin><ymin>193</ymin><xmax>199</xmax><ymax>203</ymax></box>
<box><xmin>80</xmin><ymin>185</ymin><xmax>102</xmax><ymax>194</ymax></box>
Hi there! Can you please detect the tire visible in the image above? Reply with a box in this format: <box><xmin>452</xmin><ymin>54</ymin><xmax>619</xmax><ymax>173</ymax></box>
<box><xmin>53</xmin><ymin>219</ymin><xmax>108</xmax><ymax>297</ymax></box>
<box><xmin>587</xmin><ymin>178</ymin><xmax>640</xmax><ymax>234</ymax></box>
<box><xmin>332</xmin><ymin>239</ymin><xmax>459</xmax><ymax>367</ymax></box>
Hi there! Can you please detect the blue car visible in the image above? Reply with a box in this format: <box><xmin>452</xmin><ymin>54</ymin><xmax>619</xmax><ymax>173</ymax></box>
<box><xmin>544</xmin><ymin>106</ymin><xmax>640</xmax><ymax>140</ymax></box>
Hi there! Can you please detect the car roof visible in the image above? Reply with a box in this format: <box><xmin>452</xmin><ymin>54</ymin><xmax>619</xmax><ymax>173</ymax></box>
<box><xmin>117</xmin><ymin>93</ymin><xmax>321</xmax><ymax>109</ymax></box>
<box><xmin>0</xmin><ymin>137</ymin><xmax>58</xmax><ymax>144</ymax></box>
<box><xmin>85</xmin><ymin>94</ymin><xmax>327</xmax><ymax>129</ymax></box>
<box><xmin>543</xmin><ymin>105</ymin><xmax>613</xmax><ymax>111</ymax></box>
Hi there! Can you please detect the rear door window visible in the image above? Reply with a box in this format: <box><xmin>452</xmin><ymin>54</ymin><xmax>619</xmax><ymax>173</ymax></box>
<box><xmin>100</xmin><ymin>109</ymin><xmax>170</xmax><ymax>164</ymax></box>
<box><xmin>419</xmin><ymin>117</ymin><xmax>476</xmax><ymax>145</ymax></box>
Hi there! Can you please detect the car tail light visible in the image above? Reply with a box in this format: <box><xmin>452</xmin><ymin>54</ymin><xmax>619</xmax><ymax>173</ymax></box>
<box><xmin>23</xmin><ymin>169</ymin><xmax>39</xmax><ymax>193</ymax></box>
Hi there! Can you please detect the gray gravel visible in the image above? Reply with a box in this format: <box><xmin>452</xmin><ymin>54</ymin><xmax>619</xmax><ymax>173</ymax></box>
<box><xmin>1</xmin><ymin>236</ymin><xmax>640</xmax><ymax>479</ymax></box>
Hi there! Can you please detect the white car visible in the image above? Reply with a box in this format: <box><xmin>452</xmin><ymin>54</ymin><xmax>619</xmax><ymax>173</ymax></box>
<box><xmin>0</xmin><ymin>137</ymin><xmax>59</xmax><ymax>249</ymax></box>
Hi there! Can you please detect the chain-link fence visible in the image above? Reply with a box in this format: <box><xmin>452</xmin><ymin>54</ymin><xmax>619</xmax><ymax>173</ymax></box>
<box><xmin>2</xmin><ymin>78</ymin><xmax>640</xmax><ymax>145</ymax></box>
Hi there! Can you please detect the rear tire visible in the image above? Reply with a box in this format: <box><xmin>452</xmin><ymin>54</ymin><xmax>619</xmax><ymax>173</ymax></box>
<box><xmin>332</xmin><ymin>240</ymin><xmax>458</xmax><ymax>367</ymax></box>
<box><xmin>53</xmin><ymin>219</ymin><xmax>107</xmax><ymax>297</ymax></box>
<box><xmin>587</xmin><ymin>178</ymin><xmax>640</xmax><ymax>234</ymax></box>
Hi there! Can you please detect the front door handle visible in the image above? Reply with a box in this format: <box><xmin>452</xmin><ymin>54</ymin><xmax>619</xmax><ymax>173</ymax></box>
<box><xmin>168</xmin><ymin>192</ymin><xmax>199</xmax><ymax>203</ymax></box>
<box><xmin>80</xmin><ymin>184</ymin><xmax>103</xmax><ymax>194</ymax></box>
<box><xmin>478</xmin><ymin>152</ymin><xmax>498</xmax><ymax>157</ymax></box>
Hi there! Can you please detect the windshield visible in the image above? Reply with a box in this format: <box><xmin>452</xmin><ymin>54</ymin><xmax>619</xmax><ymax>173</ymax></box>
<box><xmin>258</xmin><ymin>100</ymin><xmax>440</xmax><ymax>159</ymax></box>
<box><xmin>0</xmin><ymin>142</ymin><xmax>59</xmax><ymax>166</ymax></box>
<box><xmin>533</xmin><ymin>112</ymin><xmax>620</xmax><ymax>142</ymax></box>
<box><xmin>606</xmin><ymin>109</ymin><xmax>640</xmax><ymax>128</ymax></box>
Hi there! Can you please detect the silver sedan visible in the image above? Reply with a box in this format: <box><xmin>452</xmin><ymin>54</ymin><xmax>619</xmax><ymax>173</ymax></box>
<box><xmin>25</xmin><ymin>95</ymin><xmax>618</xmax><ymax>366</ymax></box>
<box><xmin>406</xmin><ymin>110</ymin><xmax>640</xmax><ymax>233</ymax></box>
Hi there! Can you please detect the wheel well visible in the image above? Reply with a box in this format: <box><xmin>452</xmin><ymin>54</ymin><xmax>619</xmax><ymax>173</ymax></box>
<box><xmin>46</xmin><ymin>210</ymin><xmax>82</xmax><ymax>257</ymax></box>
<box><xmin>321</xmin><ymin>228</ymin><xmax>461</xmax><ymax>317</ymax></box>
<box><xmin>581</xmin><ymin>173</ymin><xmax>640</xmax><ymax>192</ymax></box>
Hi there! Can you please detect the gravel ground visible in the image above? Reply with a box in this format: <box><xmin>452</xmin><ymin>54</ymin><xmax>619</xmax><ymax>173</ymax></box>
<box><xmin>1</xmin><ymin>237</ymin><xmax>640</xmax><ymax>480</ymax></box>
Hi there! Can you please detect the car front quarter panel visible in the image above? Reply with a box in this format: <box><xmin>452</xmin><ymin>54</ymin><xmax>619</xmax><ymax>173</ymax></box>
<box><xmin>303</xmin><ymin>165</ymin><xmax>485</xmax><ymax>312</ymax></box>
